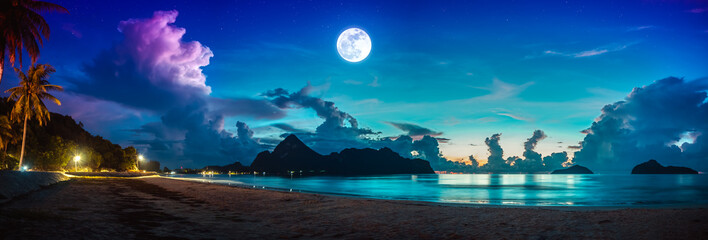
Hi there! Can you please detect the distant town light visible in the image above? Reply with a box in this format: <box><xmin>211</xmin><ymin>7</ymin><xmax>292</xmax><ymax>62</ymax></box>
<box><xmin>22</xmin><ymin>165</ymin><xmax>28</xmax><ymax>171</ymax></box>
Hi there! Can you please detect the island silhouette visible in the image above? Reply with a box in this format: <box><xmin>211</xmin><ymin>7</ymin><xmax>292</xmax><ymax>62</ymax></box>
<box><xmin>247</xmin><ymin>134</ymin><xmax>435</xmax><ymax>176</ymax></box>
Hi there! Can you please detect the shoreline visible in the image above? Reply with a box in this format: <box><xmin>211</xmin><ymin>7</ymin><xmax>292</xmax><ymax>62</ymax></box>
<box><xmin>163</xmin><ymin>175</ymin><xmax>708</xmax><ymax>211</ymax></box>
<box><xmin>1</xmin><ymin>176</ymin><xmax>706</xmax><ymax>239</ymax></box>
<box><xmin>0</xmin><ymin>171</ymin><xmax>70</xmax><ymax>204</ymax></box>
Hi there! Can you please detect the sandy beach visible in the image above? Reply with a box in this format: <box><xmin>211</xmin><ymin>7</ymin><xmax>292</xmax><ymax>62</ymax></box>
<box><xmin>1</xmin><ymin>176</ymin><xmax>706</xmax><ymax>239</ymax></box>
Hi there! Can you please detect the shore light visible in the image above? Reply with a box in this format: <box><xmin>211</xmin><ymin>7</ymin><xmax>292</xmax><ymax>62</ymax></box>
<box><xmin>74</xmin><ymin>155</ymin><xmax>81</xmax><ymax>172</ymax></box>
<box><xmin>137</xmin><ymin>154</ymin><xmax>144</xmax><ymax>170</ymax></box>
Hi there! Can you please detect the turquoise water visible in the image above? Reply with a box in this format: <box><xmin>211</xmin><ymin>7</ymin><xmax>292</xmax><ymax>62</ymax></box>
<box><xmin>170</xmin><ymin>174</ymin><xmax>708</xmax><ymax>206</ymax></box>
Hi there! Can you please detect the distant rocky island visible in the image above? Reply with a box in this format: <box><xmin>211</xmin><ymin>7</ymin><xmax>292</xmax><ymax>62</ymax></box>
<box><xmin>203</xmin><ymin>162</ymin><xmax>250</xmax><ymax>173</ymax></box>
<box><xmin>249</xmin><ymin>135</ymin><xmax>435</xmax><ymax>176</ymax></box>
<box><xmin>631</xmin><ymin>160</ymin><xmax>698</xmax><ymax>174</ymax></box>
<box><xmin>550</xmin><ymin>165</ymin><xmax>594</xmax><ymax>174</ymax></box>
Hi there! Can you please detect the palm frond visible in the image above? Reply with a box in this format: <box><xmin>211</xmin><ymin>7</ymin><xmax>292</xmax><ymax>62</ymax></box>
<box><xmin>7</xmin><ymin>63</ymin><xmax>62</xmax><ymax>124</ymax></box>
<box><xmin>1</xmin><ymin>0</ymin><xmax>68</xmax><ymax>67</ymax></box>
<box><xmin>23</xmin><ymin>0</ymin><xmax>69</xmax><ymax>14</ymax></box>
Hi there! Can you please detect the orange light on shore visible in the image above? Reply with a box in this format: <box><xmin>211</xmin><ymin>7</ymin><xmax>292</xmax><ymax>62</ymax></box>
<box><xmin>74</xmin><ymin>155</ymin><xmax>81</xmax><ymax>172</ymax></box>
<box><xmin>137</xmin><ymin>154</ymin><xmax>144</xmax><ymax>170</ymax></box>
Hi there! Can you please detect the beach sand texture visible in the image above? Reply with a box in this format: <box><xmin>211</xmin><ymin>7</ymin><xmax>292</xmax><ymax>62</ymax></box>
<box><xmin>1</xmin><ymin>177</ymin><xmax>706</xmax><ymax>239</ymax></box>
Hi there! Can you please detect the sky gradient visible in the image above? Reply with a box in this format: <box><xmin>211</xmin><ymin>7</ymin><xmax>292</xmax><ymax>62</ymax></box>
<box><xmin>3</xmin><ymin>0</ymin><xmax>707</xmax><ymax>170</ymax></box>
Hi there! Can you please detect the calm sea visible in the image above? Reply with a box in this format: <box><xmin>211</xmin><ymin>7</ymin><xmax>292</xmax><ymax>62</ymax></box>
<box><xmin>169</xmin><ymin>174</ymin><xmax>708</xmax><ymax>207</ymax></box>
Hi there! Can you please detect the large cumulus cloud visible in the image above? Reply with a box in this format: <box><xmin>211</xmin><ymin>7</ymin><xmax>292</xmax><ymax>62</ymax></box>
<box><xmin>71</xmin><ymin>10</ymin><xmax>282</xmax><ymax>117</ymax></box>
<box><xmin>64</xmin><ymin>10</ymin><xmax>282</xmax><ymax>167</ymax></box>
<box><xmin>573</xmin><ymin>77</ymin><xmax>708</xmax><ymax>171</ymax></box>
<box><xmin>517</xmin><ymin>130</ymin><xmax>547</xmax><ymax>172</ymax></box>
<box><xmin>484</xmin><ymin>133</ymin><xmax>506</xmax><ymax>170</ymax></box>
<box><xmin>116</xmin><ymin>10</ymin><xmax>212</xmax><ymax>94</ymax></box>
<box><xmin>74</xmin><ymin>10</ymin><xmax>212</xmax><ymax>111</ymax></box>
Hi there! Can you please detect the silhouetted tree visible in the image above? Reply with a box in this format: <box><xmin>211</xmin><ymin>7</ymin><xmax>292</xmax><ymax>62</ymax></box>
<box><xmin>122</xmin><ymin>147</ymin><xmax>138</xmax><ymax>171</ymax></box>
<box><xmin>84</xmin><ymin>147</ymin><xmax>102</xmax><ymax>172</ymax></box>
<box><xmin>0</xmin><ymin>0</ymin><xmax>68</xmax><ymax>85</ymax></box>
<box><xmin>6</xmin><ymin>63</ymin><xmax>62</xmax><ymax>168</ymax></box>
<box><xmin>35</xmin><ymin>136</ymin><xmax>75</xmax><ymax>170</ymax></box>
<box><xmin>0</xmin><ymin>116</ymin><xmax>13</xmax><ymax>151</ymax></box>
<box><xmin>0</xmin><ymin>97</ymin><xmax>151</xmax><ymax>171</ymax></box>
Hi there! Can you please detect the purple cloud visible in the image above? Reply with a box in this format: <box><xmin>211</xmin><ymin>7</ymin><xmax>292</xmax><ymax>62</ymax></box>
<box><xmin>117</xmin><ymin>10</ymin><xmax>213</xmax><ymax>94</ymax></box>
<box><xmin>57</xmin><ymin>10</ymin><xmax>289</xmax><ymax>167</ymax></box>
<box><xmin>70</xmin><ymin>10</ymin><xmax>214</xmax><ymax>112</ymax></box>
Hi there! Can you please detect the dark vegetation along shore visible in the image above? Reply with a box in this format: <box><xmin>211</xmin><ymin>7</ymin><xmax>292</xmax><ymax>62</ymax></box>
<box><xmin>0</xmin><ymin>98</ymin><xmax>159</xmax><ymax>172</ymax></box>
<box><xmin>1</xmin><ymin>176</ymin><xmax>706</xmax><ymax>239</ymax></box>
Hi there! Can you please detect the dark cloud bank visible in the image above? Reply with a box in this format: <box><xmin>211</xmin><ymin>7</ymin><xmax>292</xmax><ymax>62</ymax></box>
<box><xmin>573</xmin><ymin>77</ymin><xmax>708</xmax><ymax>172</ymax></box>
<box><xmin>67</xmin><ymin>10</ymin><xmax>707</xmax><ymax>171</ymax></box>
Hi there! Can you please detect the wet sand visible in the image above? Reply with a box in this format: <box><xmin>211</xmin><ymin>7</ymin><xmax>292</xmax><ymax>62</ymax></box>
<box><xmin>1</xmin><ymin>177</ymin><xmax>706</xmax><ymax>239</ymax></box>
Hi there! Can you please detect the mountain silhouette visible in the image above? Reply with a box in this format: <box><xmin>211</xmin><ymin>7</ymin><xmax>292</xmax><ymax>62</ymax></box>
<box><xmin>250</xmin><ymin>134</ymin><xmax>331</xmax><ymax>173</ymax></box>
<box><xmin>250</xmin><ymin>134</ymin><xmax>434</xmax><ymax>175</ymax></box>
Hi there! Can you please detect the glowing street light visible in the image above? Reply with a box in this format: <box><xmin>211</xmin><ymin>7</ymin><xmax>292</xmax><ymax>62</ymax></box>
<box><xmin>137</xmin><ymin>154</ymin><xmax>144</xmax><ymax>170</ymax></box>
<box><xmin>73</xmin><ymin>155</ymin><xmax>81</xmax><ymax>172</ymax></box>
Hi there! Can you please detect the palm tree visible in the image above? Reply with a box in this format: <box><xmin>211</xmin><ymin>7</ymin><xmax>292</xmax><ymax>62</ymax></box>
<box><xmin>0</xmin><ymin>115</ymin><xmax>13</xmax><ymax>169</ymax></box>
<box><xmin>6</xmin><ymin>63</ymin><xmax>62</xmax><ymax>169</ymax></box>
<box><xmin>0</xmin><ymin>116</ymin><xmax>13</xmax><ymax>151</ymax></box>
<box><xmin>0</xmin><ymin>0</ymin><xmax>68</xmax><ymax>85</ymax></box>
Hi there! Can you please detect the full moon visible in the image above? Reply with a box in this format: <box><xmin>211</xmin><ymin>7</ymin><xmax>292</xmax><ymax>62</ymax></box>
<box><xmin>337</xmin><ymin>28</ymin><xmax>371</xmax><ymax>62</ymax></box>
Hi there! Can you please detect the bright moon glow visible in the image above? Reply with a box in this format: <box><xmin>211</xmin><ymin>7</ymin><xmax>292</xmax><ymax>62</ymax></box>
<box><xmin>337</xmin><ymin>28</ymin><xmax>371</xmax><ymax>62</ymax></box>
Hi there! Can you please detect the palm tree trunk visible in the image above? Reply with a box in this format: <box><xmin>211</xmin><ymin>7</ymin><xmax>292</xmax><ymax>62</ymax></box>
<box><xmin>0</xmin><ymin>58</ymin><xmax>4</xmax><ymax>87</ymax></box>
<box><xmin>19</xmin><ymin>113</ymin><xmax>28</xmax><ymax>169</ymax></box>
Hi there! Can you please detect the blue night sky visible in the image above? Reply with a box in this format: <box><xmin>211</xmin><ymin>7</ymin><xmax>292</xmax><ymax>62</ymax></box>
<box><xmin>4</xmin><ymin>0</ymin><xmax>708</xmax><ymax>169</ymax></box>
